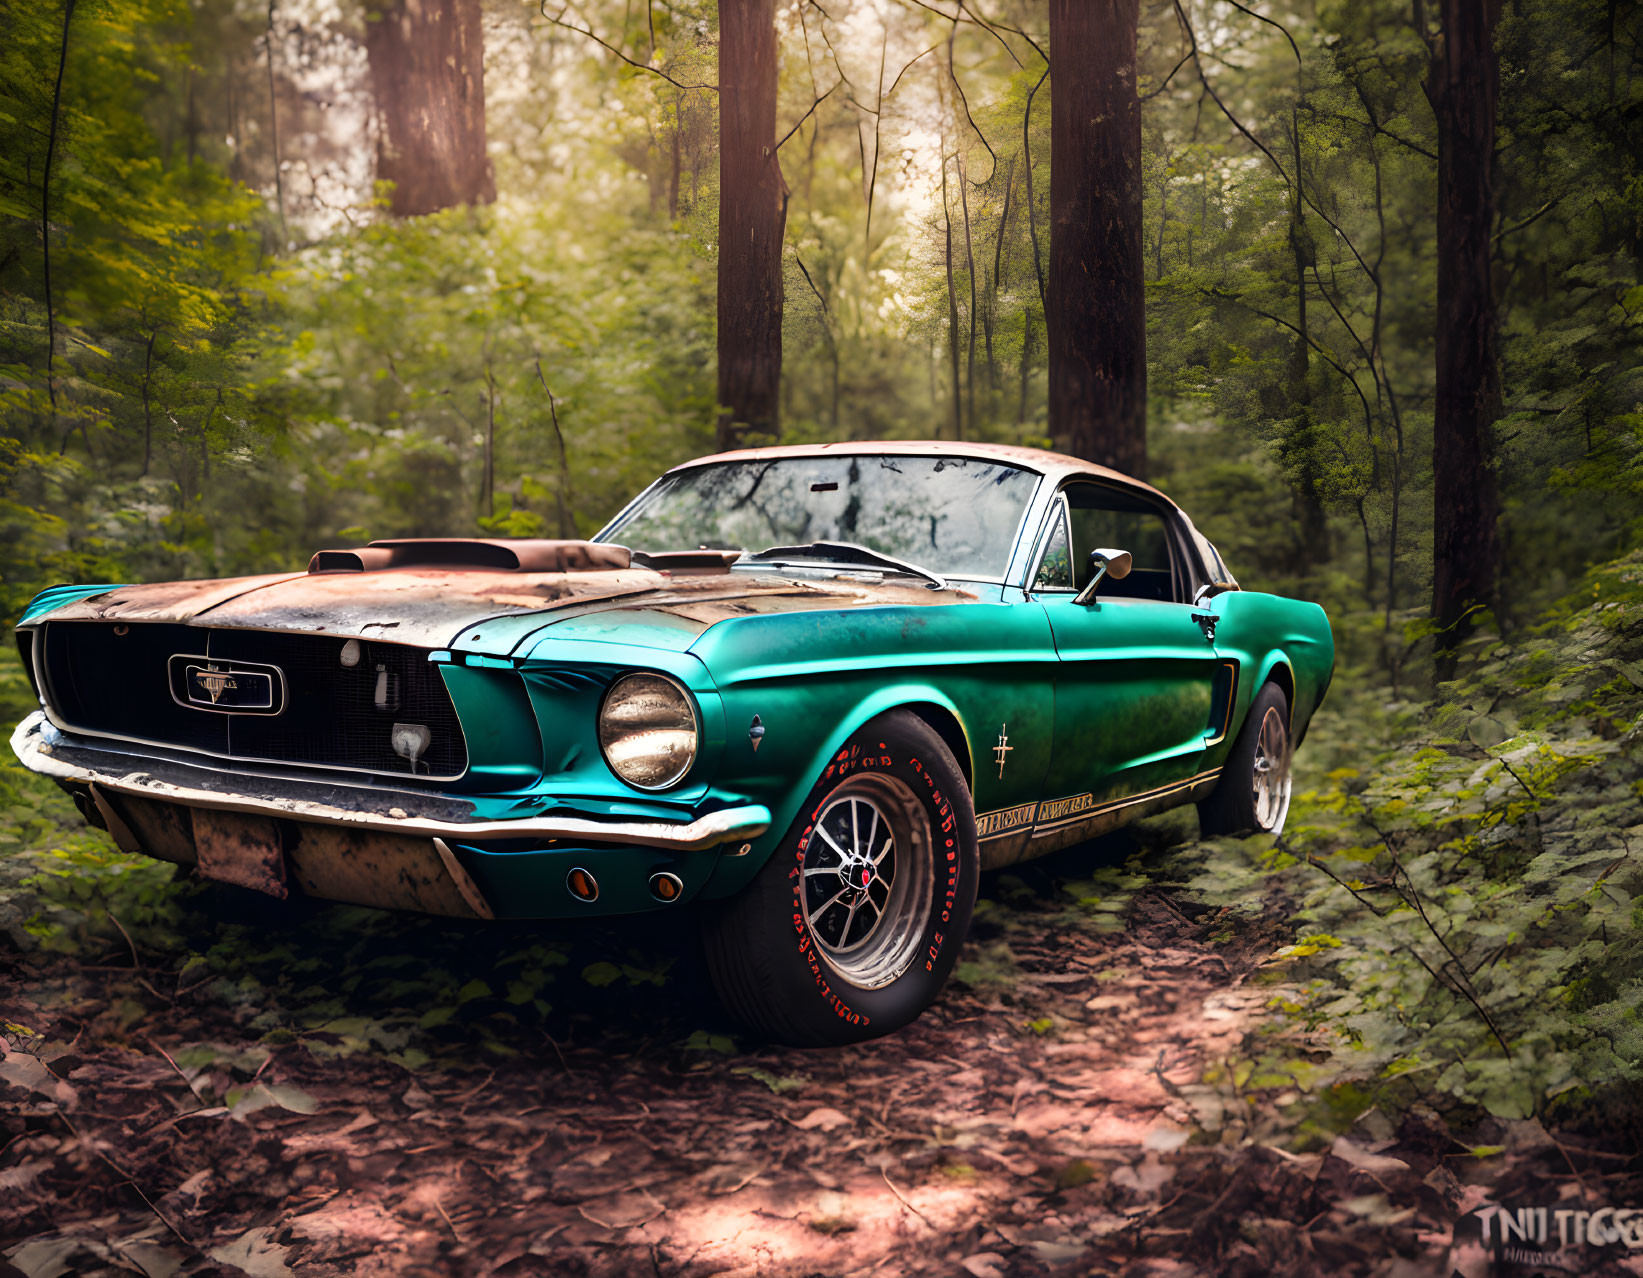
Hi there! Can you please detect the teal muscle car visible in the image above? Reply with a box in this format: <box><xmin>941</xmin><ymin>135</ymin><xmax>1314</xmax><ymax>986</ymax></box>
<box><xmin>9</xmin><ymin>442</ymin><xmax>1332</xmax><ymax>1044</ymax></box>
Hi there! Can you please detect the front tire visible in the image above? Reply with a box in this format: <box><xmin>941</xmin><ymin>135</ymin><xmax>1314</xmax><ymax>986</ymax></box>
<box><xmin>703</xmin><ymin>711</ymin><xmax>980</xmax><ymax>1046</ymax></box>
<box><xmin>1198</xmin><ymin>682</ymin><xmax>1293</xmax><ymax>837</ymax></box>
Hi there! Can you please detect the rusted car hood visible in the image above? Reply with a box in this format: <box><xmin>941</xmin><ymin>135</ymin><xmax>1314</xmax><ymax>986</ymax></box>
<box><xmin>34</xmin><ymin>568</ymin><xmax>974</xmax><ymax>651</ymax></box>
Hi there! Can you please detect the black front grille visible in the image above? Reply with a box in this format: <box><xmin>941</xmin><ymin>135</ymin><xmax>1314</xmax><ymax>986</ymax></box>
<box><xmin>36</xmin><ymin>621</ymin><xmax>467</xmax><ymax>778</ymax></box>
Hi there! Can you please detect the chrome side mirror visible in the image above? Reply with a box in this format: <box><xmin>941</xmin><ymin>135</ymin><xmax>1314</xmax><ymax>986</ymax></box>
<box><xmin>1074</xmin><ymin>547</ymin><xmax>1132</xmax><ymax>605</ymax></box>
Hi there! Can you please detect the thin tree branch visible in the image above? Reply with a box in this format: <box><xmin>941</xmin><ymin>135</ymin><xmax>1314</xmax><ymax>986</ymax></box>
<box><xmin>865</xmin><ymin>13</ymin><xmax>889</xmax><ymax>250</ymax></box>
<box><xmin>1494</xmin><ymin>195</ymin><xmax>1563</xmax><ymax>241</ymax></box>
<box><xmin>777</xmin><ymin>80</ymin><xmax>840</xmax><ymax>151</ymax></box>
<box><xmin>793</xmin><ymin>250</ymin><xmax>830</xmax><ymax>317</ymax></box>
<box><xmin>540</xmin><ymin>1</ymin><xmax>716</xmax><ymax>91</ymax></box>
<box><xmin>804</xmin><ymin>0</ymin><xmax>855</xmax><ymax>94</ymax></box>
<box><xmin>1177</xmin><ymin>0</ymin><xmax>1383</xmax><ymax>283</ymax></box>
<box><xmin>1173</xmin><ymin>0</ymin><xmax>1293</xmax><ymax>189</ymax></box>
<box><xmin>1141</xmin><ymin>48</ymin><xmax>1194</xmax><ymax>101</ymax></box>
<box><xmin>1220</xmin><ymin>0</ymin><xmax>1302</xmax><ymax>71</ymax></box>
<box><xmin>1304</xmin><ymin>103</ymin><xmax>1435</xmax><ymax>159</ymax></box>
<box><xmin>532</xmin><ymin>358</ymin><xmax>575</xmax><ymax>537</ymax></box>
<box><xmin>886</xmin><ymin>42</ymin><xmax>943</xmax><ymax>97</ymax></box>
<box><xmin>1195</xmin><ymin>284</ymin><xmax>1376</xmax><ymax>436</ymax></box>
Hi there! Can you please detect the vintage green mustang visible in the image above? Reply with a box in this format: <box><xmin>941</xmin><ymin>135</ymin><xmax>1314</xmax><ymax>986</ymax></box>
<box><xmin>9</xmin><ymin>442</ymin><xmax>1332</xmax><ymax>1044</ymax></box>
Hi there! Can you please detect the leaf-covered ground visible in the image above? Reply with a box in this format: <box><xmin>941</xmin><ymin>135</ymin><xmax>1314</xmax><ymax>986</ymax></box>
<box><xmin>6</xmin><ymin>844</ymin><xmax>1637</xmax><ymax>1278</ymax></box>
<box><xmin>5</xmin><ymin>556</ymin><xmax>1643</xmax><ymax>1277</ymax></box>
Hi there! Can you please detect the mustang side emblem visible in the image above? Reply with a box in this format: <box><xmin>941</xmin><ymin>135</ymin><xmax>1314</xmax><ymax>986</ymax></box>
<box><xmin>994</xmin><ymin>724</ymin><xmax>1013</xmax><ymax>778</ymax></box>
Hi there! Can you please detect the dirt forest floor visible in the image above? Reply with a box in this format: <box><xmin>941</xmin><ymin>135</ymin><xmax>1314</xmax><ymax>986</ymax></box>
<box><xmin>3</xmin><ymin>832</ymin><xmax>1642</xmax><ymax>1278</ymax></box>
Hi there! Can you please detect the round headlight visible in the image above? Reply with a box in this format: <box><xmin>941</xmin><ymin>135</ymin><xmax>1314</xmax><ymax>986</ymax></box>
<box><xmin>598</xmin><ymin>673</ymin><xmax>698</xmax><ymax>790</ymax></box>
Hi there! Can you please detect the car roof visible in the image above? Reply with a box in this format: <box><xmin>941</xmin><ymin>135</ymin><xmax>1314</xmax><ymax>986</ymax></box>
<box><xmin>666</xmin><ymin>440</ymin><xmax>1180</xmax><ymax>509</ymax></box>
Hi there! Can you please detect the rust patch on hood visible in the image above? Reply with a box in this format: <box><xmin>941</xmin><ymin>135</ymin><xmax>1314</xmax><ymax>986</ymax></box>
<box><xmin>35</xmin><ymin>565</ymin><xmax>978</xmax><ymax>649</ymax></box>
<box><xmin>40</xmin><ymin>567</ymin><xmax>669</xmax><ymax>646</ymax></box>
<box><xmin>49</xmin><ymin>572</ymin><xmax>309</xmax><ymax>622</ymax></box>
<box><xmin>203</xmin><ymin>567</ymin><xmax>668</xmax><ymax>645</ymax></box>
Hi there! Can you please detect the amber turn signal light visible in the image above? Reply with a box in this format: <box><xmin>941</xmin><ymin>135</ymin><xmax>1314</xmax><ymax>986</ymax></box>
<box><xmin>566</xmin><ymin>867</ymin><xmax>599</xmax><ymax>902</ymax></box>
<box><xmin>648</xmin><ymin>871</ymin><xmax>683</xmax><ymax>902</ymax></box>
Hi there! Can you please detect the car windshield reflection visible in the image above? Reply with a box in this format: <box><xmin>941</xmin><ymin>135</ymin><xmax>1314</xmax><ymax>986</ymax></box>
<box><xmin>600</xmin><ymin>455</ymin><xmax>1037</xmax><ymax>580</ymax></box>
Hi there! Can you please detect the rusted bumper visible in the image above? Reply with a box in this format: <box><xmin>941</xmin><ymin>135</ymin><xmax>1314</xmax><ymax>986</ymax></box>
<box><xmin>11</xmin><ymin>711</ymin><xmax>769</xmax><ymax>850</ymax></box>
<box><xmin>10</xmin><ymin>711</ymin><xmax>771</xmax><ymax>917</ymax></box>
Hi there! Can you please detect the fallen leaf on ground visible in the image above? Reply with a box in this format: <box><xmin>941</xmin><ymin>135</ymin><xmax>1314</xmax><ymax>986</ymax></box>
<box><xmin>793</xmin><ymin>1106</ymin><xmax>850</xmax><ymax>1131</ymax></box>
<box><xmin>208</xmin><ymin>1227</ymin><xmax>293</xmax><ymax>1277</ymax></box>
<box><xmin>1330</xmin><ymin>1136</ymin><xmax>1412</xmax><ymax>1176</ymax></box>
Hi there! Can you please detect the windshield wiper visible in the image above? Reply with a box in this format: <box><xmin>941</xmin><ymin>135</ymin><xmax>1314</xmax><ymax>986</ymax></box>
<box><xmin>740</xmin><ymin>540</ymin><xmax>948</xmax><ymax>590</ymax></box>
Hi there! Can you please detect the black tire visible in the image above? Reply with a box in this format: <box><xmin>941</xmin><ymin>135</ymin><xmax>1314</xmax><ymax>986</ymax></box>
<box><xmin>702</xmin><ymin>710</ymin><xmax>980</xmax><ymax>1046</ymax></box>
<box><xmin>1198</xmin><ymin>681</ymin><xmax>1293</xmax><ymax>837</ymax></box>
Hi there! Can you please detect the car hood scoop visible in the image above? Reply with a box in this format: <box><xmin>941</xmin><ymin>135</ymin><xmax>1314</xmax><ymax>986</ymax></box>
<box><xmin>307</xmin><ymin>538</ymin><xmax>632</xmax><ymax>575</ymax></box>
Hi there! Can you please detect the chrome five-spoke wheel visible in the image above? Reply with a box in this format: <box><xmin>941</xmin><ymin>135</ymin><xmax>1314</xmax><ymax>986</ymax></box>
<box><xmin>800</xmin><ymin>774</ymin><xmax>934</xmax><ymax>989</ymax></box>
<box><xmin>702</xmin><ymin>710</ymin><xmax>980</xmax><ymax>1046</ymax></box>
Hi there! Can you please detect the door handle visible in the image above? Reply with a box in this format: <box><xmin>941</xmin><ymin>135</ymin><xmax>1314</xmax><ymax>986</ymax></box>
<box><xmin>1191</xmin><ymin>612</ymin><xmax>1217</xmax><ymax>642</ymax></box>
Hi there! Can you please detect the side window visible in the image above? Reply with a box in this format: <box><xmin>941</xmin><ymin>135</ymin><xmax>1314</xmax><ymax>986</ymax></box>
<box><xmin>1186</xmin><ymin>519</ymin><xmax>1237</xmax><ymax>589</ymax></box>
<box><xmin>1062</xmin><ymin>483</ymin><xmax>1181</xmax><ymax>603</ymax></box>
<box><xmin>1031</xmin><ymin>505</ymin><xmax>1073</xmax><ymax>590</ymax></box>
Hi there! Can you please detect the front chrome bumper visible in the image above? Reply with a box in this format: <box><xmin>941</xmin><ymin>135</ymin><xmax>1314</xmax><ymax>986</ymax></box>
<box><xmin>9</xmin><ymin>710</ymin><xmax>771</xmax><ymax>853</ymax></box>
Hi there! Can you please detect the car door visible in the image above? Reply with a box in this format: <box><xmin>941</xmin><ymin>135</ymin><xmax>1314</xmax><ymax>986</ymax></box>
<box><xmin>1028</xmin><ymin>481</ymin><xmax>1224</xmax><ymax>850</ymax></box>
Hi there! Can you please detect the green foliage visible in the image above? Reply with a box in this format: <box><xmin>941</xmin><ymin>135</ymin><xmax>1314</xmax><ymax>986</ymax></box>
<box><xmin>1162</xmin><ymin>551</ymin><xmax>1643</xmax><ymax>1123</ymax></box>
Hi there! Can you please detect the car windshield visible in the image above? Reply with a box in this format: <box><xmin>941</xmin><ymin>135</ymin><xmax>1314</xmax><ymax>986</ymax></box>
<box><xmin>600</xmin><ymin>455</ymin><xmax>1039</xmax><ymax>579</ymax></box>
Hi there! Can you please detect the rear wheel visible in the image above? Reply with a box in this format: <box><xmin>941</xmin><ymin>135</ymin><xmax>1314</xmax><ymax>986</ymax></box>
<box><xmin>703</xmin><ymin>711</ymin><xmax>979</xmax><ymax>1046</ymax></box>
<box><xmin>1198</xmin><ymin>682</ymin><xmax>1292</xmax><ymax>837</ymax></box>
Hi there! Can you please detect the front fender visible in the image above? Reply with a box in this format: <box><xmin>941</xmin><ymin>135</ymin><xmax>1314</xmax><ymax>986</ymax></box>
<box><xmin>19</xmin><ymin>584</ymin><xmax>129</xmax><ymax>626</ymax></box>
<box><xmin>695</xmin><ymin>679</ymin><xmax>975</xmax><ymax>900</ymax></box>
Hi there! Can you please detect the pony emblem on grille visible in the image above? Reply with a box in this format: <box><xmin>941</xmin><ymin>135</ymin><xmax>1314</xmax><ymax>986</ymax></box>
<box><xmin>195</xmin><ymin>668</ymin><xmax>236</xmax><ymax>703</ymax></box>
<box><xmin>171</xmin><ymin>656</ymin><xmax>284</xmax><ymax>715</ymax></box>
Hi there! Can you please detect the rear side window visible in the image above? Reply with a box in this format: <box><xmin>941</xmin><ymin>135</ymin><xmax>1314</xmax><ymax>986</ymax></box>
<box><xmin>1185</xmin><ymin>519</ymin><xmax>1238</xmax><ymax>589</ymax></box>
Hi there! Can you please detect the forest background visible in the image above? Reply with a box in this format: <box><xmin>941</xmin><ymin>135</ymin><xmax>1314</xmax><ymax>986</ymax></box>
<box><xmin>3</xmin><ymin>0</ymin><xmax>1643</xmax><ymax>1272</ymax></box>
<box><xmin>2</xmin><ymin>0</ymin><xmax>1636</xmax><ymax>628</ymax></box>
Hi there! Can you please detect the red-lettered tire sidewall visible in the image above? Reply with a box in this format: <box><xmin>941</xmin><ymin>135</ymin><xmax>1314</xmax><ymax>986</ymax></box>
<box><xmin>710</xmin><ymin>712</ymin><xmax>981</xmax><ymax>1046</ymax></box>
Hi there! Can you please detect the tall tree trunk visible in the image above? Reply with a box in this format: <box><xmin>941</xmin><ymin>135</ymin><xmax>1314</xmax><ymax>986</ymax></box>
<box><xmin>668</xmin><ymin>93</ymin><xmax>683</xmax><ymax>219</ymax></box>
<box><xmin>1429</xmin><ymin>0</ymin><xmax>1503</xmax><ymax>676</ymax></box>
<box><xmin>941</xmin><ymin>152</ymin><xmax>964</xmax><ymax>440</ymax></box>
<box><xmin>1018</xmin><ymin>306</ymin><xmax>1035</xmax><ymax>425</ymax></box>
<box><xmin>141</xmin><ymin>328</ymin><xmax>157</xmax><ymax>476</ymax></box>
<box><xmin>43</xmin><ymin>0</ymin><xmax>77</xmax><ymax>429</ymax></box>
<box><xmin>985</xmin><ymin>152</ymin><xmax>1016</xmax><ymax>395</ymax></box>
<box><xmin>226</xmin><ymin>57</ymin><xmax>240</xmax><ymax>182</ymax></box>
<box><xmin>1023</xmin><ymin>64</ymin><xmax>1048</xmax><ymax>311</ymax></box>
<box><xmin>1046</xmin><ymin>0</ymin><xmax>1147</xmax><ymax>477</ymax></box>
<box><xmin>365</xmin><ymin>0</ymin><xmax>495</xmax><ymax>217</ymax></box>
<box><xmin>1284</xmin><ymin>180</ymin><xmax>1330</xmax><ymax>570</ymax></box>
<box><xmin>481</xmin><ymin>359</ymin><xmax>496</xmax><ymax>519</ymax></box>
<box><xmin>265</xmin><ymin>0</ymin><xmax>287</xmax><ymax>239</ymax></box>
<box><xmin>958</xmin><ymin>148</ymin><xmax>978</xmax><ymax>436</ymax></box>
<box><xmin>716</xmin><ymin>0</ymin><xmax>785</xmax><ymax>450</ymax></box>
